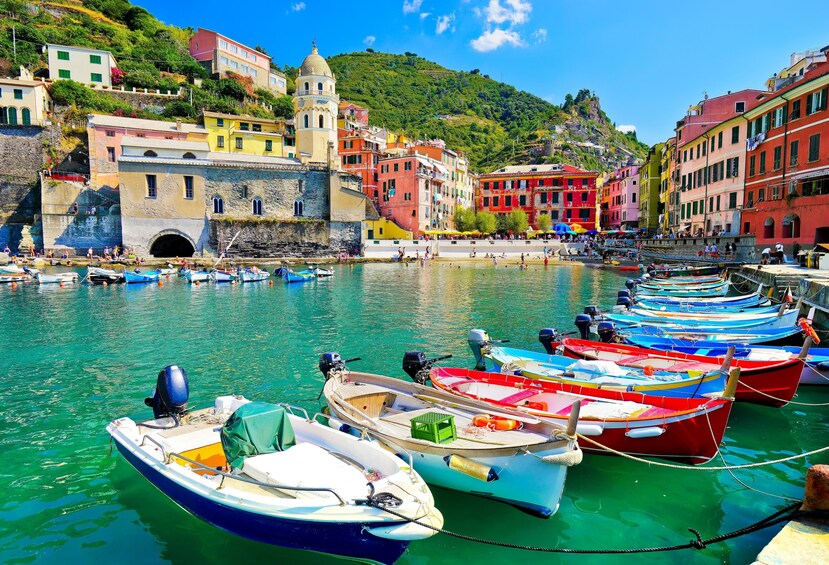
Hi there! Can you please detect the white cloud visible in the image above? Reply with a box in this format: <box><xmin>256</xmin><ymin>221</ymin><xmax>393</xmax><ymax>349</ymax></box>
<box><xmin>403</xmin><ymin>0</ymin><xmax>424</xmax><ymax>14</ymax></box>
<box><xmin>436</xmin><ymin>13</ymin><xmax>455</xmax><ymax>35</ymax></box>
<box><xmin>363</xmin><ymin>35</ymin><xmax>376</xmax><ymax>47</ymax></box>
<box><xmin>420</xmin><ymin>12</ymin><xmax>431</xmax><ymax>19</ymax></box>
<box><xmin>470</xmin><ymin>28</ymin><xmax>525</xmax><ymax>52</ymax></box>
<box><xmin>291</xmin><ymin>2</ymin><xmax>305</xmax><ymax>11</ymax></box>
<box><xmin>532</xmin><ymin>28</ymin><xmax>547</xmax><ymax>44</ymax></box>
<box><xmin>617</xmin><ymin>125</ymin><xmax>637</xmax><ymax>134</ymax></box>
<box><xmin>484</xmin><ymin>0</ymin><xmax>532</xmax><ymax>26</ymax></box>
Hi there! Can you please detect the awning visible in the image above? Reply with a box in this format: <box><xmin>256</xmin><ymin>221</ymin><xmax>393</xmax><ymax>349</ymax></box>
<box><xmin>416</xmin><ymin>157</ymin><xmax>432</xmax><ymax>169</ymax></box>
<box><xmin>789</xmin><ymin>167</ymin><xmax>829</xmax><ymax>181</ymax></box>
<box><xmin>432</xmin><ymin>161</ymin><xmax>449</xmax><ymax>175</ymax></box>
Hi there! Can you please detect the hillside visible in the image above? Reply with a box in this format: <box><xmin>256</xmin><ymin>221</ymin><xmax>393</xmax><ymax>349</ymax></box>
<box><xmin>0</xmin><ymin>1</ymin><xmax>648</xmax><ymax>173</ymax></box>
<box><xmin>329</xmin><ymin>51</ymin><xmax>648</xmax><ymax>171</ymax></box>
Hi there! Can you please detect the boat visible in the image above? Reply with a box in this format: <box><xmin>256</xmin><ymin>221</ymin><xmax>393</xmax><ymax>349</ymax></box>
<box><xmin>283</xmin><ymin>269</ymin><xmax>314</xmax><ymax>284</ymax></box>
<box><xmin>183</xmin><ymin>269</ymin><xmax>211</xmax><ymax>283</ymax></box>
<box><xmin>621</xmin><ymin>322</ymin><xmax>805</xmax><ymax>345</ymax></box>
<box><xmin>210</xmin><ymin>269</ymin><xmax>239</xmax><ymax>283</ymax></box>
<box><xmin>633</xmin><ymin>282</ymin><xmax>731</xmax><ymax>298</ymax></box>
<box><xmin>427</xmin><ymin>366</ymin><xmax>737</xmax><ymax>464</ymax></box>
<box><xmin>635</xmin><ymin>293</ymin><xmax>771</xmax><ymax>312</ymax></box>
<box><xmin>158</xmin><ymin>267</ymin><xmax>178</xmax><ymax>276</ymax></box>
<box><xmin>604</xmin><ymin>307</ymin><xmax>800</xmax><ymax>331</ymax></box>
<box><xmin>87</xmin><ymin>266</ymin><xmax>125</xmax><ymax>285</ymax></box>
<box><xmin>620</xmin><ymin>335</ymin><xmax>828</xmax><ymax>386</ymax></box>
<box><xmin>638</xmin><ymin>275</ymin><xmax>726</xmax><ymax>287</ymax></box>
<box><xmin>321</xmin><ymin>354</ymin><xmax>582</xmax><ymax>518</ymax></box>
<box><xmin>648</xmin><ymin>265</ymin><xmax>721</xmax><ymax>277</ymax></box>
<box><xmin>107</xmin><ymin>366</ymin><xmax>442</xmax><ymax>565</ymax></box>
<box><xmin>0</xmin><ymin>264</ymin><xmax>37</xmax><ymax>275</ymax></box>
<box><xmin>558</xmin><ymin>337</ymin><xmax>806</xmax><ymax>407</ymax></box>
<box><xmin>240</xmin><ymin>268</ymin><xmax>270</xmax><ymax>283</ymax></box>
<box><xmin>0</xmin><ymin>273</ymin><xmax>29</xmax><ymax>283</ymax></box>
<box><xmin>307</xmin><ymin>266</ymin><xmax>334</xmax><ymax>277</ymax></box>
<box><xmin>124</xmin><ymin>270</ymin><xmax>161</xmax><ymax>284</ymax></box>
<box><xmin>36</xmin><ymin>272</ymin><xmax>79</xmax><ymax>284</ymax></box>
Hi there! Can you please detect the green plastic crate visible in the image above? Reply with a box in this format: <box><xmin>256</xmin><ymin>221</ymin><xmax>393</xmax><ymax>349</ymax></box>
<box><xmin>410</xmin><ymin>412</ymin><xmax>456</xmax><ymax>444</ymax></box>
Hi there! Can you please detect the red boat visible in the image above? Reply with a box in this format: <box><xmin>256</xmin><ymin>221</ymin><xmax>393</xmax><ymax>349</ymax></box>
<box><xmin>429</xmin><ymin>367</ymin><xmax>736</xmax><ymax>465</ymax></box>
<box><xmin>559</xmin><ymin>338</ymin><xmax>805</xmax><ymax>408</ymax></box>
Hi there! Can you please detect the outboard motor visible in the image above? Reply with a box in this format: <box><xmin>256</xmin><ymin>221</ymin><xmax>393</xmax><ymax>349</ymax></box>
<box><xmin>538</xmin><ymin>328</ymin><xmax>561</xmax><ymax>354</ymax></box>
<box><xmin>583</xmin><ymin>305</ymin><xmax>599</xmax><ymax>319</ymax></box>
<box><xmin>617</xmin><ymin>289</ymin><xmax>632</xmax><ymax>300</ymax></box>
<box><xmin>634</xmin><ymin>278</ymin><xmax>644</xmax><ymax>285</ymax></box>
<box><xmin>616</xmin><ymin>296</ymin><xmax>632</xmax><ymax>309</ymax></box>
<box><xmin>402</xmin><ymin>351</ymin><xmax>429</xmax><ymax>382</ymax></box>
<box><xmin>597</xmin><ymin>322</ymin><xmax>617</xmax><ymax>343</ymax></box>
<box><xmin>625</xmin><ymin>279</ymin><xmax>636</xmax><ymax>290</ymax></box>
<box><xmin>574</xmin><ymin>314</ymin><xmax>592</xmax><ymax>340</ymax></box>
<box><xmin>319</xmin><ymin>352</ymin><xmax>346</xmax><ymax>378</ymax></box>
<box><xmin>468</xmin><ymin>329</ymin><xmax>491</xmax><ymax>370</ymax></box>
<box><xmin>647</xmin><ymin>265</ymin><xmax>656</xmax><ymax>275</ymax></box>
<box><xmin>144</xmin><ymin>365</ymin><xmax>190</xmax><ymax>420</ymax></box>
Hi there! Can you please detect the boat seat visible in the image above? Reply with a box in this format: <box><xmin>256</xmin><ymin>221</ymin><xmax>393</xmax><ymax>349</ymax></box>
<box><xmin>498</xmin><ymin>389</ymin><xmax>538</xmax><ymax>405</ymax></box>
<box><xmin>242</xmin><ymin>442</ymin><xmax>370</xmax><ymax>501</ymax></box>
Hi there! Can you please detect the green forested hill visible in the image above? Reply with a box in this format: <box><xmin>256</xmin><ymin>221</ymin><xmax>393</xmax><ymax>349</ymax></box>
<box><xmin>0</xmin><ymin>1</ymin><xmax>648</xmax><ymax>172</ymax></box>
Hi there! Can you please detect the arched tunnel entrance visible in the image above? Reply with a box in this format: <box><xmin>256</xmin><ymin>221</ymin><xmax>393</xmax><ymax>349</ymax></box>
<box><xmin>149</xmin><ymin>234</ymin><xmax>195</xmax><ymax>258</ymax></box>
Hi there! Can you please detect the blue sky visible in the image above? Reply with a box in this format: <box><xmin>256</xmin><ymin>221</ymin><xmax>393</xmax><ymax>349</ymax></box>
<box><xmin>136</xmin><ymin>0</ymin><xmax>829</xmax><ymax>146</ymax></box>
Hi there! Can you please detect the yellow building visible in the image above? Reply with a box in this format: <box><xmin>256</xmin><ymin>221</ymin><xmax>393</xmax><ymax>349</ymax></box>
<box><xmin>0</xmin><ymin>73</ymin><xmax>52</xmax><ymax>126</ymax></box>
<box><xmin>202</xmin><ymin>111</ymin><xmax>287</xmax><ymax>157</ymax></box>
<box><xmin>364</xmin><ymin>218</ymin><xmax>413</xmax><ymax>240</ymax></box>
<box><xmin>660</xmin><ymin>138</ymin><xmax>676</xmax><ymax>232</ymax></box>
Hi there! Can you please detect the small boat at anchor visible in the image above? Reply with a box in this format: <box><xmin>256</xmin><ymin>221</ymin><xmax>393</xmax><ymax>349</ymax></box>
<box><xmin>36</xmin><ymin>272</ymin><xmax>79</xmax><ymax>284</ymax></box>
<box><xmin>210</xmin><ymin>269</ymin><xmax>239</xmax><ymax>283</ymax></box>
<box><xmin>240</xmin><ymin>268</ymin><xmax>270</xmax><ymax>283</ymax></box>
<box><xmin>107</xmin><ymin>365</ymin><xmax>443</xmax><ymax>564</ymax></box>
<box><xmin>87</xmin><ymin>266</ymin><xmax>125</xmax><ymax>285</ymax></box>
<box><xmin>182</xmin><ymin>269</ymin><xmax>210</xmax><ymax>283</ymax></box>
<box><xmin>282</xmin><ymin>269</ymin><xmax>314</xmax><ymax>284</ymax></box>
<box><xmin>124</xmin><ymin>270</ymin><xmax>161</xmax><ymax>284</ymax></box>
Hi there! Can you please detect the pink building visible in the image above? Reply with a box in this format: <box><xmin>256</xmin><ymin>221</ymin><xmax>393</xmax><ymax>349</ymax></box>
<box><xmin>189</xmin><ymin>28</ymin><xmax>285</xmax><ymax>93</ymax></box>
<box><xmin>87</xmin><ymin>114</ymin><xmax>208</xmax><ymax>188</ymax></box>
<box><xmin>376</xmin><ymin>154</ymin><xmax>444</xmax><ymax>237</ymax></box>
<box><xmin>604</xmin><ymin>165</ymin><xmax>639</xmax><ymax>229</ymax></box>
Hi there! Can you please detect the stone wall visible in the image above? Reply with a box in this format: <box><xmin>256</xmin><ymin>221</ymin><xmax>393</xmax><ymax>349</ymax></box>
<box><xmin>41</xmin><ymin>176</ymin><xmax>121</xmax><ymax>253</ymax></box>
<box><xmin>0</xmin><ymin>126</ymin><xmax>46</xmax><ymax>222</ymax></box>
<box><xmin>209</xmin><ymin>218</ymin><xmax>358</xmax><ymax>258</ymax></box>
<box><xmin>640</xmin><ymin>235</ymin><xmax>757</xmax><ymax>262</ymax></box>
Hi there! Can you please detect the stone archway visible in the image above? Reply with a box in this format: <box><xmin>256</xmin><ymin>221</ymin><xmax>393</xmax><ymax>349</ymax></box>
<box><xmin>148</xmin><ymin>230</ymin><xmax>196</xmax><ymax>258</ymax></box>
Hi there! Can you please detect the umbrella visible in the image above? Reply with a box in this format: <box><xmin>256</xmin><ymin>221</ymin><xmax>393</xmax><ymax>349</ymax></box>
<box><xmin>605</xmin><ymin>229</ymin><xmax>620</xmax><ymax>234</ymax></box>
<box><xmin>586</xmin><ymin>229</ymin><xmax>598</xmax><ymax>235</ymax></box>
<box><xmin>570</xmin><ymin>224</ymin><xmax>587</xmax><ymax>234</ymax></box>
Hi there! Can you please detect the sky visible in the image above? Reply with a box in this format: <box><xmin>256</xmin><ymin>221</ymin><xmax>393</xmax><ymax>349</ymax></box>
<box><xmin>135</xmin><ymin>0</ymin><xmax>829</xmax><ymax>146</ymax></box>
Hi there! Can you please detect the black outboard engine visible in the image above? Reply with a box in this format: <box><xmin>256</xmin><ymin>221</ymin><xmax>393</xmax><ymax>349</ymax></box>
<box><xmin>617</xmin><ymin>289</ymin><xmax>631</xmax><ymax>300</ymax></box>
<box><xmin>144</xmin><ymin>365</ymin><xmax>190</xmax><ymax>420</ymax></box>
<box><xmin>538</xmin><ymin>328</ymin><xmax>560</xmax><ymax>354</ymax></box>
<box><xmin>597</xmin><ymin>322</ymin><xmax>617</xmax><ymax>343</ymax></box>
<box><xmin>616</xmin><ymin>296</ymin><xmax>632</xmax><ymax>309</ymax></box>
<box><xmin>574</xmin><ymin>314</ymin><xmax>592</xmax><ymax>340</ymax></box>
<box><xmin>319</xmin><ymin>352</ymin><xmax>346</xmax><ymax>378</ymax></box>
<box><xmin>583</xmin><ymin>305</ymin><xmax>599</xmax><ymax>319</ymax></box>
<box><xmin>402</xmin><ymin>351</ymin><xmax>429</xmax><ymax>382</ymax></box>
<box><xmin>625</xmin><ymin>279</ymin><xmax>635</xmax><ymax>290</ymax></box>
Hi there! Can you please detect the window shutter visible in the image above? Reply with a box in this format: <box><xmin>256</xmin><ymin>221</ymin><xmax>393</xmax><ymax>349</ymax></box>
<box><xmin>806</xmin><ymin>94</ymin><xmax>813</xmax><ymax>115</ymax></box>
<box><xmin>821</xmin><ymin>88</ymin><xmax>828</xmax><ymax>111</ymax></box>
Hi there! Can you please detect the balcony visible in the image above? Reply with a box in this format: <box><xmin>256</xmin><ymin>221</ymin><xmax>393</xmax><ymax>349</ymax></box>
<box><xmin>296</xmin><ymin>89</ymin><xmax>340</xmax><ymax>101</ymax></box>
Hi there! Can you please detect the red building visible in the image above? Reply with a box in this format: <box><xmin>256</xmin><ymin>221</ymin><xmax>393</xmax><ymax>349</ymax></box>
<box><xmin>477</xmin><ymin>164</ymin><xmax>597</xmax><ymax>228</ymax></box>
<box><xmin>339</xmin><ymin>124</ymin><xmax>382</xmax><ymax>203</ymax></box>
<box><xmin>741</xmin><ymin>59</ymin><xmax>829</xmax><ymax>247</ymax></box>
<box><xmin>376</xmin><ymin>154</ymin><xmax>446</xmax><ymax>237</ymax></box>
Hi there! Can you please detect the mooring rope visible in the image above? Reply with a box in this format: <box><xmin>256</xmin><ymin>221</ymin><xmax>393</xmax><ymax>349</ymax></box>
<box><xmin>737</xmin><ymin>381</ymin><xmax>829</xmax><ymax>407</ymax></box>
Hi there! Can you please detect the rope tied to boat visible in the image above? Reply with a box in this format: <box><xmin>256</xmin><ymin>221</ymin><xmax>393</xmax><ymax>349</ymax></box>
<box><xmin>736</xmin><ymin>381</ymin><xmax>829</xmax><ymax>407</ymax></box>
<box><xmin>356</xmin><ymin>482</ymin><xmax>404</xmax><ymax>509</ymax></box>
<box><xmin>538</xmin><ymin>446</ymin><xmax>583</xmax><ymax>467</ymax></box>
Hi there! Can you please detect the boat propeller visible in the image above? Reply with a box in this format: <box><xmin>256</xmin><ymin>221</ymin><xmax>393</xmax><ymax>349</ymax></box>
<box><xmin>402</xmin><ymin>352</ymin><xmax>453</xmax><ymax>384</ymax></box>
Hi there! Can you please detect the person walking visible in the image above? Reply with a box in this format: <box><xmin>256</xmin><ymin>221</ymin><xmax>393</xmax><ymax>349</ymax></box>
<box><xmin>775</xmin><ymin>242</ymin><xmax>785</xmax><ymax>264</ymax></box>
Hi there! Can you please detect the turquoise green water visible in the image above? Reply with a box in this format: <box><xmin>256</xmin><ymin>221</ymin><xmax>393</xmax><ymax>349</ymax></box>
<box><xmin>0</xmin><ymin>263</ymin><xmax>826</xmax><ymax>564</ymax></box>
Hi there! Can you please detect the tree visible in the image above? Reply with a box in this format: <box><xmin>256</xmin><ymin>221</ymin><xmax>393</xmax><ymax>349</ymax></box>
<box><xmin>505</xmin><ymin>209</ymin><xmax>528</xmax><ymax>234</ymax></box>
<box><xmin>452</xmin><ymin>207</ymin><xmax>476</xmax><ymax>232</ymax></box>
<box><xmin>536</xmin><ymin>213</ymin><xmax>552</xmax><ymax>232</ymax></box>
<box><xmin>475</xmin><ymin>211</ymin><xmax>497</xmax><ymax>234</ymax></box>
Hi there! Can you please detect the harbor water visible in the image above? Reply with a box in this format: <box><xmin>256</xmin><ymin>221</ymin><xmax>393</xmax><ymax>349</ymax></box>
<box><xmin>0</xmin><ymin>263</ymin><xmax>826</xmax><ymax>564</ymax></box>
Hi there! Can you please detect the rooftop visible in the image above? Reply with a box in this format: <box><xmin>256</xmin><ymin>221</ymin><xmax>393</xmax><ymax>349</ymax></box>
<box><xmin>203</xmin><ymin>111</ymin><xmax>283</xmax><ymax>125</ymax></box>
<box><xmin>121</xmin><ymin>136</ymin><xmax>209</xmax><ymax>152</ymax></box>
<box><xmin>89</xmin><ymin>114</ymin><xmax>207</xmax><ymax>135</ymax></box>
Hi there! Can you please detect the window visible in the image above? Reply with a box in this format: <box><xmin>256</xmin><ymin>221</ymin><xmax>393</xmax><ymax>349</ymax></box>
<box><xmin>773</xmin><ymin>146</ymin><xmax>782</xmax><ymax>170</ymax></box>
<box><xmin>404</xmin><ymin>161</ymin><xmax>412</xmax><ymax>170</ymax></box>
<box><xmin>394</xmin><ymin>163</ymin><xmax>399</xmax><ymax>172</ymax></box>
<box><xmin>219</xmin><ymin>40</ymin><xmax>228</xmax><ymax>50</ymax></box>
<box><xmin>217</xmin><ymin>135</ymin><xmax>225</xmax><ymax>148</ymax></box>
<box><xmin>505</xmin><ymin>196</ymin><xmax>512</xmax><ymax>207</ymax></box>
<box><xmin>240</xmin><ymin>122</ymin><xmax>249</xmax><ymax>131</ymax></box>
<box><xmin>579</xmin><ymin>209</ymin><xmax>590</xmax><ymax>220</ymax></box>
<box><xmin>809</xmin><ymin>134</ymin><xmax>820</xmax><ymax>162</ymax></box>
<box><xmin>492</xmin><ymin>196</ymin><xmax>499</xmax><ymax>207</ymax></box>
<box><xmin>567</xmin><ymin>193</ymin><xmax>573</xmax><ymax>202</ymax></box>
<box><xmin>304</xmin><ymin>82</ymin><xmax>310</xmax><ymax>91</ymax></box>
<box><xmin>143</xmin><ymin>150</ymin><xmax>157</xmax><ymax>157</ymax></box>
<box><xmin>217</xmin><ymin>118</ymin><xmax>225</xmax><ymax>127</ymax></box>
<box><xmin>105</xmin><ymin>130</ymin><xmax>115</xmax><ymax>137</ymax></box>
<box><xmin>729</xmin><ymin>192</ymin><xmax>737</xmax><ymax>209</ymax></box>
<box><xmin>552</xmin><ymin>192</ymin><xmax>559</xmax><ymax>203</ymax></box>
<box><xmin>183</xmin><ymin>152</ymin><xmax>196</xmax><ymax>159</ymax></box>
<box><xmin>551</xmin><ymin>210</ymin><xmax>559</xmax><ymax>220</ymax></box>
<box><xmin>735</xmin><ymin>101</ymin><xmax>745</xmax><ymax>113</ymax></box>
<box><xmin>483</xmin><ymin>196</ymin><xmax>489</xmax><ymax>207</ymax></box>
<box><xmin>241</xmin><ymin>65</ymin><xmax>248</xmax><ymax>74</ymax></box>
<box><xmin>692</xmin><ymin>201</ymin><xmax>698</xmax><ymax>215</ymax></box>
<box><xmin>294</xmin><ymin>199</ymin><xmax>303</xmax><ymax>216</ymax></box>
<box><xmin>717</xmin><ymin>131</ymin><xmax>723</xmax><ymax>149</ymax></box>
<box><xmin>763</xmin><ymin>217</ymin><xmax>774</xmax><ymax>239</ymax></box>
<box><xmin>567</xmin><ymin>178</ymin><xmax>573</xmax><ymax>187</ymax></box>
<box><xmin>220</xmin><ymin>56</ymin><xmax>229</xmax><ymax>66</ymax></box>
<box><xmin>230</xmin><ymin>61</ymin><xmax>238</xmax><ymax>69</ymax></box>
<box><xmin>265</xmin><ymin>139</ymin><xmax>272</xmax><ymax>152</ymax></box>
<box><xmin>252</xmin><ymin>124</ymin><xmax>261</xmax><ymax>132</ymax></box>
<box><xmin>252</xmin><ymin>197</ymin><xmax>263</xmax><ymax>215</ymax></box>
<box><xmin>303</xmin><ymin>114</ymin><xmax>309</xmax><ymax>128</ymax></box>
<box><xmin>716</xmin><ymin>195</ymin><xmax>721</xmax><ymax>211</ymax></box>
<box><xmin>540</xmin><ymin>192</ymin><xmax>548</xmax><ymax>204</ymax></box>
<box><xmin>90</xmin><ymin>54</ymin><xmax>101</xmax><ymax>64</ymax></box>
<box><xmin>791</xmin><ymin>99</ymin><xmax>801</xmax><ymax>120</ymax></box>
<box><xmin>146</xmin><ymin>175</ymin><xmax>157</xmax><ymax>198</ymax></box>
<box><xmin>184</xmin><ymin>176</ymin><xmax>194</xmax><ymax>199</ymax></box>
<box><xmin>731</xmin><ymin>125</ymin><xmax>739</xmax><ymax>144</ymax></box>
<box><xmin>790</xmin><ymin>140</ymin><xmax>799</xmax><ymax>166</ymax></box>
<box><xmin>319</xmin><ymin>115</ymin><xmax>324</xmax><ymax>128</ymax></box>
<box><xmin>759</xmin><ymin>151</ymin><xmax>766</xmax><ymax>174</ymax></box>
<box><xmin>57</xmin><ymin>51</ymin><xmax>69</xmax><ymax>61</ymax></box>
<box><xmin>806</xmin><ymin>88</ymin><xmax>828</xmax><ymax>115</ymax></box>
<box><xmin>106</xmin><ymin>147</ymin><xmax>115</xmax><ymax>162</ymax></box>
<box><xmin>13</xmin><ymin>89</ymin><xmax>22</xmax><ymax>100</ymax></box>
<box><xmin>90</xmin><ymin>73</ymin><xmax>102</xmax><ymax>83</ymax></box>
<box><xmin>235</xmin><ymin>138</ymin><xmax>243</xmax><ymax>150</ymax></box>
<box><xmin>58</xmin><ymin>69</ymin><xmax>71</xmax><ymax>79</ymax></box>
<box><xmin>538</xmin><ymin>179</ymin><xmax>545</xmax><ymax>186</ymax></box>
<box><xmin>21</xmin><ymin>108</ymin><xmax>30</xmax><ymax>125</ymax></box>
<box><xmin>749</xmin><ymin>155</ymin><xmax>756</xmax><ymax>176</ymax></box>
<box><xmin>631</xmin><ymin>192</ymin><xmax>635</xmax><ymax>203</ymax></box>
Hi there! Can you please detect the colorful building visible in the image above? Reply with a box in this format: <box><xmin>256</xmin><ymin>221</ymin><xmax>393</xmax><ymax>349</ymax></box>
<box><xmin>639</xmin><ymin>147</ymin><xmax>662</xmax><ymax>233</ymax></box>
<box><xmin>742</xmin><ymin>59</ymin><xmax>829</xmax><ymax>246</ymax></box>
<box><xmin>294</xmin><ymin>43</ymin><xmax>339</xmax><ymax>166</ymax></box>
<box><xmin>603</xmin><ymin>165</ymin><xmax>638</xmax><ymax>230</ymax></box>
<box><xmin>376</xmin><ymin>154</ymin><xmax>445</xmax><ymax>236</ymax></box>
<box><xmin>47</xmin><ymin>44</ymin><xmax>117</xmax><ymax>87</ymax></box>
<box><xmin>87</xmin><ymin>114</ymin><xmax>209</xmax><ymax>188</ymax></box>
<box><xmin>0</xmin><ymin>72</ymin><xmax>52</xmax><ymax>126</ymax></box>
<box><xmin>189</xmin><ymin>29</ymin><xmax>285</xmax><ymax>93</ymax></box>
<box><xmin>659</xmin><ymin>138</ymin><xmax>676</xmax><ymax>232</ymax></box>
<box><xmin>203</xmin><ymin>111</ymin><xmax>287</xmax><ymax>157</ymax></box>
<box><xmin>477</xmin><ymin>164</ymin><xmax>597</xmax><ymax>228</ymax></box>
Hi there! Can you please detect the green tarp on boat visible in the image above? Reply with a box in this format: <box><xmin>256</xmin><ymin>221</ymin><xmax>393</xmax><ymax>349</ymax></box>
<box><xmin>220</xmin><ymin>401</ymin><xmax>296</xmax><ymax>469</ymax></box>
